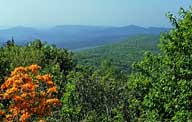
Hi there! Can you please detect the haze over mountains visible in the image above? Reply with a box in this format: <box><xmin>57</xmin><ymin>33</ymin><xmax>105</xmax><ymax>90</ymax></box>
<box><xmin>0</xmin><ymin>25</ymin><xmax>169</xmax><ymax>50</ymax></box>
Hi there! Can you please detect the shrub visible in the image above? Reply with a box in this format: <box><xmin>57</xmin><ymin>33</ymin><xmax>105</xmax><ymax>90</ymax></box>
<box><xmin>0</xmin><ymin>64</ymin><xmax>60</xmax><ymax>122</ymax></box>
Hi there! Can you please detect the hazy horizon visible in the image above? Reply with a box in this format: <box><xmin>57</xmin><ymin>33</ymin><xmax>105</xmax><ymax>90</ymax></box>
<box><xmin>0</xmin><ymin>0</ymin><xmax>191</xmax><ymax>28</ymax></box>
<box><xmin>0</xmin><ymin>24</ymin><xmax>171</xmax><ymax>30</ymax></box>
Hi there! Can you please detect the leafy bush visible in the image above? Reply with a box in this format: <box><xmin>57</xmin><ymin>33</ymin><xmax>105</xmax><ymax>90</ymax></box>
<box><xmin>61</xmin><ymin>61</ymin><xmax>129</xmax><ymax>122</ymax></box>
<box><xmin>0</xmin><ymin>40</ymin><xmax>74</xmax><ymax>99</ymax></box>
<box><xmin>0</xmin><ymin>64</ymin><xmax>60</xmax><ymax>122</ymax></box>
<box><xmin>128</xmin><ymin>7</ymin><xmax>192</xmax><ymax>121</ymax></box>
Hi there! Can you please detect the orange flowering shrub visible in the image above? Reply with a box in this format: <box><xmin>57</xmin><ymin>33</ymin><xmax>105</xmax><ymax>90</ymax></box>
<box><xmin>0</xmin><ymin>64</ymin><xmax>60</xmax><ymax>122</ymax></box>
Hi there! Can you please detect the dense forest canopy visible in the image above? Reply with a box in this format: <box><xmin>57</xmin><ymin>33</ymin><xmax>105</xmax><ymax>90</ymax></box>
<box><xmin>75</xmin><ymin>34</ymin><xmax>160</xmax><ymax>72</ymax></box>
<box><xmin>0</xmin><ymin>7</ymin><xmax>192</xmax><ymax>122</ymax></box>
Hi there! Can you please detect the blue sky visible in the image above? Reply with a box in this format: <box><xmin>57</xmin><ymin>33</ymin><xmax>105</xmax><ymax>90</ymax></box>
<box><xmin>0</xmin><ymin>0</ymin><xmax>191</xmax><ymax>28</ymax></box>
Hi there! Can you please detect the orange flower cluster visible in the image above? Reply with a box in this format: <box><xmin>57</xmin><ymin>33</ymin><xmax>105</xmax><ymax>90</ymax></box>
<box><xmin>0</xmin><ymin>64</ymin><xmax>60</xmax><ymax>122</ymax></box>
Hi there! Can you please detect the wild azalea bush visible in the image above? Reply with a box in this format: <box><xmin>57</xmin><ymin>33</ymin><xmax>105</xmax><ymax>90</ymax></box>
<box><xmin>0</xmin><ymin>64</ymin><xmax>60</xmax><ymax>122</ymax></box>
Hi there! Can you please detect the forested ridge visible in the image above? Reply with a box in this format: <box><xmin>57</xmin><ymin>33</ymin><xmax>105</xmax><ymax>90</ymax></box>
<box><xmin>0</xmin><ymin>7</ymin><xmax>192</xmax><ymax>122</ymax></box>
<box><xmin>75</xmin><ymin>34</ymin><xmax>159</xmax><ymax>72</ymax></box>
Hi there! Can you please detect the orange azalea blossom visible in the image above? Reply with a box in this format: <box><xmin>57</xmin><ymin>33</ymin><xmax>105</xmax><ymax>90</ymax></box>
<box><xmin>19</xmin><ymin>112</ymin><xmax>31</xmax><ymax>122</ymax></box>
<box><xmin>10</xmin><ymin>106</ymin><xmax>20</xmax><ymax>116</ymax></box>
<box><xmin>14</xmin><ymin>79</ymin><xmax>23</xmax><ymax>84</ymax></box>
<box><xmin>21</xmin><ymin>93</ymin><xmax>27</xmax><ymax>98</ymax></box>
<box><xmin>46</xmin><ymin>98</ymin><xmax>60</xmax><ymax>104</ymax></box>
<box><xmin>47</xmin><ymin>80</ymin><xmax>54</xmax><ymax>86</ymax></box>
<box><xmin>1</xmin><ymin>79</ymin><xmax>13</xmax><ymax>90</ymax></box>
<box><xmin>36</xmin><ymin>75</ymin><xmax>44</xmax><ymax>81</ymax></box>
<box><xmin>27</xmin><ymin>64</ymin><xmax>41</xmax><ymax>74</ymax></box>
<box><xmin>0</xmin><ymin>64</ymin><xmax>60</xmax><ymax>121</ymax></box>
<box><xmin>36</xmin><ymin>74</ymin><xmax>52</xmax><ymax>82</ymax></box>
<box><xmin>21</xmin><ymin>83</ymin><xmax>36</xmax><ymax>91</ymax></box>
<box><xmin>13</xmin><ymin>96</ymin><xmax>23</xmax><ymax>102</ymax></box>
<box><xmin>42</xmin><ymin>74</ymin><xmax>52</xmax><ymax>81</ymax></box>
<box><xmin>4</xmin><ymin>87</ymin><xmax>18</xmax><ymax>98</ymax></box>
<box><xmin>11</xmin><ymin>67</ymin><xmax>26</xmax><ymax>76</ymax></box>
<box><xmin>47</xmin><ymin>86</ymin><xmax>57</xmax><ymax>93</ymax></box>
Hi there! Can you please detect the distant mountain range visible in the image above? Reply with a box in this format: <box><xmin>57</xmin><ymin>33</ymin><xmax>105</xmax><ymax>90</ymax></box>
<box><xmin>0</xmin><ymin>25</ymin><xmax>169</xmax><ymax>49</ymax></box>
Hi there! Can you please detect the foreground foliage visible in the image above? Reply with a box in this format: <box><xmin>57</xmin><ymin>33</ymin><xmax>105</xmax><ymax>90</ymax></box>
<box><xmin>128</xmin><ymin>7</ymin><xmax>192</xmax><ymax>121</ymax></box>
<box><xmin>0</xmin><ymin>64</ymin><xmax>60</xmax><ymax>122</ymax></box>
<box><xmin>0</xmin><ymin>40</ymin><xmax>74</xmax><ymax>99</ymax></box>
<box><xmin>61</xmin><ymin>62</ymin><xmax>129</xmax><ymax>121</ymax></box>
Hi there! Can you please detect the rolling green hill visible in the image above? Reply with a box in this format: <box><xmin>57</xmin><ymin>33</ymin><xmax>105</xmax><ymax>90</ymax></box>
<box><xmin>75</xmin><ymin>34</ymin><xmax>160</xmax><ymax>71</ymax></box>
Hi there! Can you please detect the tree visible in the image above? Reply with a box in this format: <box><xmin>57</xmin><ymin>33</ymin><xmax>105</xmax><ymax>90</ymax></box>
<box><xmin>0</xmin><ymin>40</ymin><xmax>74</xmax><ymax>100</ymax></box>
<box><xmin>128</xmin><ymin>7</ymin><xmax>192</xmax><ymax>121</ymax></box>
<box><xmin>6</xmin><ymin>37</ymin><xmax>15</xmax><ymax>47</ymax></box>
<box><xmin>61</xmin><ymin>62</ymin><xmax>129</xmax><ymax>122</ymax></box>
<box><xmin>0</xmin><ymin>64</ymin><xmax>60</xmax><ymax>122</ymax></box>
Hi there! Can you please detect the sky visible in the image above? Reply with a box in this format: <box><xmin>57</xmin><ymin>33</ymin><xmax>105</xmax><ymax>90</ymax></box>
<box><xmin>0</xmin><ymin>0</ymin><xmax>191</xmax><ymax>28</ymax></box>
